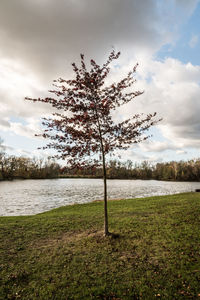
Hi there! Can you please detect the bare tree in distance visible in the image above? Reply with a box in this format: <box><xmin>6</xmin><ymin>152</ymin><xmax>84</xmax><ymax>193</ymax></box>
<box><xmin>0</xmin><ymin>137</ymin><xmax>5</xmax><ymax>157</ymax></box>
<box><xmin>26</xmin><ymin>50</ymin><xmax>161</xmax><ymax>236</ymax></box>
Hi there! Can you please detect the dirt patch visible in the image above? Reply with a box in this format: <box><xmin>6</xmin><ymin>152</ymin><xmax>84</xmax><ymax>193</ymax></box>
<box><xmin>92</xmin><ymin>198</ymin><xmax>123</xmax><ymax>203</ymax></box>
<box><xmin>31</xmin><ymin>229</ymin><xmax>104</xmax><ymax>250</ymax></box>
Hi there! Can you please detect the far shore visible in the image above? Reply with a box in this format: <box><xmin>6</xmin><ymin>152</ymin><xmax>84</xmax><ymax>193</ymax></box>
<box><xmin>1</xmin><ymin>175</ymin><xmax>200</xmax><ymax>182</ymax></box>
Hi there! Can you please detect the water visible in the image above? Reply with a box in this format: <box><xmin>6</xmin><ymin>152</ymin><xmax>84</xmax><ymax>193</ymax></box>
<box><xmin>0</xmin><ymin>178</ymin><xmax>200</xmax><ymax>216</ymax></box>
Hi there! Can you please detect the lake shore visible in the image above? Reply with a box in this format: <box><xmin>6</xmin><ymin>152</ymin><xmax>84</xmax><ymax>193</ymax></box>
<box><xmin>1</xmin><ymin>174</ymin><xmax>200</xmax><ymax>182</ymax></box>
<box><xmin>1</xmin><ymin>192</ymin><xmax>200</xmax><ymax>299</ymax></box>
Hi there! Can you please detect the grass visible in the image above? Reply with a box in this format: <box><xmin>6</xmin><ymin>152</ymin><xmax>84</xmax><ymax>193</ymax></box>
<box><xmin>0</xmin><ymin>192</ymin><xmax>200</xmax><ymax>299</ymax></box>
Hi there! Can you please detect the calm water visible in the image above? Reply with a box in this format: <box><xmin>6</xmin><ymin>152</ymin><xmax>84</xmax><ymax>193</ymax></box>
<box><xmin>0</xmin><ymin>178</ymin><xmax>200</xmax><ymax>216</ymax></box>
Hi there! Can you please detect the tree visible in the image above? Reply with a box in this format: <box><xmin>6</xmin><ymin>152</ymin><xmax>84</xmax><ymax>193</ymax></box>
<box><xmin>26</xmin><ymin>50</ymin><xmax>160</xmax><ymax>236</ymax></box>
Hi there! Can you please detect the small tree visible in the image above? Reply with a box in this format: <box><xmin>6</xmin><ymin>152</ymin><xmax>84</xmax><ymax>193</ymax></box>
<box><xmin>26</xmin><ymin>51</ymin><xmax>160</xmax><ymax>236</ymax></box>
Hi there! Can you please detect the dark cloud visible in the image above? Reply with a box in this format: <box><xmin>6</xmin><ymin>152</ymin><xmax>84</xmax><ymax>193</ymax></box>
<box><xmin>0</xmin><ymin>119</ymin><xmax>10</xmax><ymax>128</ymax></box>
<box><xmin>0</xmin><ymin>0</ymin><xmax>168</xmax><ymax>81</ymax></box>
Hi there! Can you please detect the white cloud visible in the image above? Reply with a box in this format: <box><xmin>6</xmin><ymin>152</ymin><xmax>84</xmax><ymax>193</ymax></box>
<box><xmin>0</xmin><ymin>118</ymin><xmax>42</xmax><ymax>140</ymax></box>
<box><xmin>121</xmin><ymin>57</ymin><xmax>200</xmax><ymax>150</ymax></box>
<box><xmin>0</xmin><ymin>58</ymin><xmax>52</xmax><ymax>119</ymax></box>
<box><xmin>109</xmin><ymin>55</ymin><xmax>200</xmax><ymax>161</ymax></box>
<box><xmin>10</xmin><ymin>119</ymin><xmax>42</xmax><ymax>139</ymax></box>
<box><xmin>139</xmin><ymin>140</ymin><xmax>182</xmax><ymax>153</ymax></box>
<box><xmin>0</xmin><ymin>143</ymin><xmax>14</xmax><ymax>152</ymax></box>
<box><xmin>176</xmin><ymin>150</ymin><xmax>187</xmax><ymax>155</ymax></box>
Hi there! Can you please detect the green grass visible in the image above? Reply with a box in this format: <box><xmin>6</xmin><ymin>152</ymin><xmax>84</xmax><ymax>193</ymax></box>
<box><xmin>0</xmin><ymin>193</ymin><xmax>200</xmax><ymax>299</ymax></box>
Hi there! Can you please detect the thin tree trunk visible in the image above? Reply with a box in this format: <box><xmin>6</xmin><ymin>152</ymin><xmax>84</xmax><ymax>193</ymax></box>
<box><xmin>94</xmin><ymin>100</ymin><xmax>109</xmax><ymax>236</ymax></box>
<box><xmin>102</xmin><ymin>150</ymin><xmax>109</xmax><ymax>236</ymax></box>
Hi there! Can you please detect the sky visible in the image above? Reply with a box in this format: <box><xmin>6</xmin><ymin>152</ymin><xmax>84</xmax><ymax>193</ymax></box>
<box><xmin>0</xmin><ymin>0</ymin><xmax>200</xmax><ymax>164</ymax></box>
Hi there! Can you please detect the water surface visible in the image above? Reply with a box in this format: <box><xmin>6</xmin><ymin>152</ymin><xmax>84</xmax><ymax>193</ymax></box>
<box><xmin>0</xmin><ymin>178</ymin><xmax>199</xmax><ymax>216</ymax></box>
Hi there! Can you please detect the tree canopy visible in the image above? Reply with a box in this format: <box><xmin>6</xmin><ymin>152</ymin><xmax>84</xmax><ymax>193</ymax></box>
<box><xmin>26</xmin><ymin>50</ymin><xmax>159</xmax><ymax>168</ymax></box>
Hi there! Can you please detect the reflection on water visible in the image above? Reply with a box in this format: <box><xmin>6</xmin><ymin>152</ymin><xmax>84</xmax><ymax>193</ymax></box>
<box><xmin>0</xmin><ymin>178</ymin><xmax>200</xmax><ymax>216</ymax></box>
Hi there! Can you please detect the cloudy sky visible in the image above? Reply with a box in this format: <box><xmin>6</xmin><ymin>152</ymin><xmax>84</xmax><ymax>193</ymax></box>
<box><xmin>0</xmin><ymin>0</ymin><xmax>200</xmax><ymax>164</ymax></box>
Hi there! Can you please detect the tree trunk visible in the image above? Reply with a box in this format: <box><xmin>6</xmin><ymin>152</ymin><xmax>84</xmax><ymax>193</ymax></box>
<box><xmin>94</xmin><ymin>103</ymin><xmax>109</xmax><ymax>236</ymax></box>
<box><xmin>102</xmin><ymin>151</ymin><xmax>109</xmax><ymax>236</ymax></box>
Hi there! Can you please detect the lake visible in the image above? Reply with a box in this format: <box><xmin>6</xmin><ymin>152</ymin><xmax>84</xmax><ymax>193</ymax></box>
<box><xmin>0</xmin><ymin>178</ymin><xmax>200</xmax><ymax>216</ymax></box>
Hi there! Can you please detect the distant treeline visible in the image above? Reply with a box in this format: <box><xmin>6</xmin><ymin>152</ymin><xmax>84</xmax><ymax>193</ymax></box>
<box><xmin>1</xmin><ymin>151</ymin><xmax>200</xmax><ymax>181</ymax></box>
<box><xmin>0</xmin><ymin>154</ymin><xmax>60</xmax><ymax>180</ymax></box>
<box><xmin>63</xmin><ymin>159</ymin><xmax>200</xmax><ymax>182</ymax></box>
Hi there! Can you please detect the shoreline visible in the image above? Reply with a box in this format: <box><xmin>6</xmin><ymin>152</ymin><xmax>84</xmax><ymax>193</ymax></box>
<box><xmin>1</xmin><ymin>176</ymin><xmax>200</xmax><ymax>183</ymax></box>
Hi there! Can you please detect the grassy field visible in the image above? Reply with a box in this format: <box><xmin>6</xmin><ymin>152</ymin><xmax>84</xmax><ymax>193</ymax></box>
<box><xmin>0</xmin><ymin>193</ymin><xmax>200</xmax><ymax>299</ymax></box>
